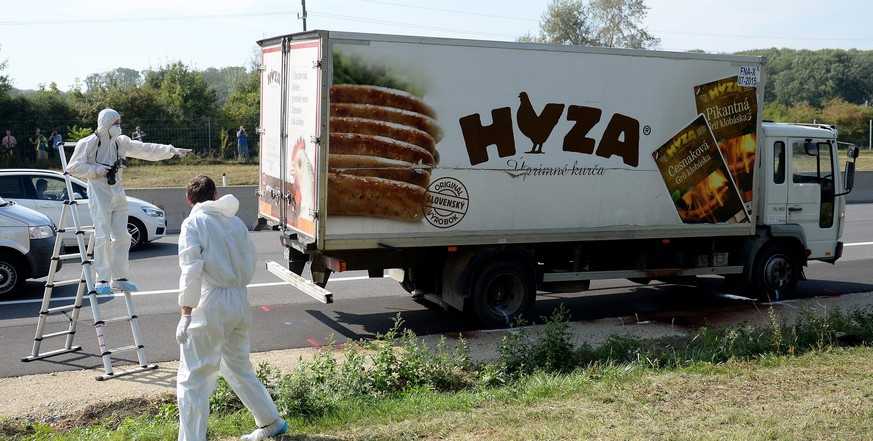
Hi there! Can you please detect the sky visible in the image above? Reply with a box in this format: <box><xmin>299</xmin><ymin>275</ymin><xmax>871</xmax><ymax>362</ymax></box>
<box><xmin>2</xmin><ymin>0</ymin><xmax>872</xmax><ymax>91</ymax></box>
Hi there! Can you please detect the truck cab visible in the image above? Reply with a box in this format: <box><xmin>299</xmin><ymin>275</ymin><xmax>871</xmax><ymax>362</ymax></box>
<box><xmin>758</xmin><ymin>122</ymin><xmax>857</xmax><ymax>262</ymax></box>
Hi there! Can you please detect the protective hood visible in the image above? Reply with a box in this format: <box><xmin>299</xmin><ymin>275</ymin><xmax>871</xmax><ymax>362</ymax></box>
<box><xmin>191</xmin><ymin>194</ymin><xmax>239</xmax><ymax>218</ymax></box>
<box><xmin>97</xmin><ymin>108</ymin><xmax>121</xmax><ymax>134</ymax></box>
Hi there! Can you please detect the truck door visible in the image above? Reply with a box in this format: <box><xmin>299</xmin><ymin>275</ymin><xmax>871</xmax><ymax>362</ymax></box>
<box><xmin>786</xmin><ymin>138</ymin><xmax>839</xmax><ymax>259</ymax></box>
<box><xmin>258</xmin><ymin>36</ymin><xmax>322</xmax><ymax>240</ymax></box>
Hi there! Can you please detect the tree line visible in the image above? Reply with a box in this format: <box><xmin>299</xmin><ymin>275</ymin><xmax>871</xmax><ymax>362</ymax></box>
<box><xmin>0</xmin><ymin>59</ymin><xmax>259</xmax><ymax>160</ymax></box>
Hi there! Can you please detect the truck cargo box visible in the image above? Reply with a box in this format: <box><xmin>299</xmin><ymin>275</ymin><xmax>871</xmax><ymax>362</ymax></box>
<box><xmin>258</xmin><ymin>30</ymin><xmax>764</xmax><ymax>252</ymax></box>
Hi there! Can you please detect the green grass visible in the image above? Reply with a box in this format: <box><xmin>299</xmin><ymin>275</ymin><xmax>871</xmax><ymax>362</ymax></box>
<box><xmin>5</xmin><ymin>306</ymin><xmax>873</xmax><ymax>440</ymax></box>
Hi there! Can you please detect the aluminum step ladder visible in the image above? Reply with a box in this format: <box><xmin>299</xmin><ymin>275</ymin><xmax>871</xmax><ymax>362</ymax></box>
<box><xmin>20</xmin><ymin>145</ymin><xmax>158</xmax><ymax>381</ymax></box>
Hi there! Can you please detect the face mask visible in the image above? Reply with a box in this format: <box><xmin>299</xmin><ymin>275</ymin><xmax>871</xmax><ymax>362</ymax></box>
<box><xmin>108</xmin><ymin>125</ymin><xmax>122</xmax><ymax>138</ymax></box>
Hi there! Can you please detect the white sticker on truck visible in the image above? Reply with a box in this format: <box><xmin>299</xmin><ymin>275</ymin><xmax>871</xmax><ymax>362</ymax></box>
<box><xmin>738</xmin><ymin>66</ymin><xmax>760</xmax><ymax>87</ymax></box>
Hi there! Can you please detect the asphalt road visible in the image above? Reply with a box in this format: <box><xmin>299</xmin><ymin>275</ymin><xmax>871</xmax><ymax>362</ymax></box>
<box><xmin>2</xmin><ymin>204</ymin><xmax>872</xmax><ymax>379</ymax></box>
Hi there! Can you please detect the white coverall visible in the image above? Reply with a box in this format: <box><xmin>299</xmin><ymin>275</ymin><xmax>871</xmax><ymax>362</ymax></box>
<box><xmin>67</xmin><ymin>109</ymin><xmax>179</xmax><ymax>283</ymax></box>
<box><xmin>176</xmin><ymin>194</ymin><xmax>280</xmax><ymax>441</ymax></box>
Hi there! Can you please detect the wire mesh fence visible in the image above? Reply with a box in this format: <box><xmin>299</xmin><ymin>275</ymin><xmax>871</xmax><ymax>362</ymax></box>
<box><xmin>0</xmin><ymin>118</ymin><xmax>257</xmax><ymax>162</ymax></box>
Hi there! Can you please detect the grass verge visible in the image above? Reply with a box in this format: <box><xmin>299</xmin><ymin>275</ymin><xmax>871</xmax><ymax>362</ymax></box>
<box><xmin>3</xmin><ymin>305</ymin><xmax>873</xmax><ymax>440</ymax></box>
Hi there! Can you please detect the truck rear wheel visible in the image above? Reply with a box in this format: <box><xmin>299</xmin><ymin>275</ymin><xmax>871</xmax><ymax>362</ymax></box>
<box><xmin>470</xmin><ymin>260</ymin><xmax>535</xmax><ymax>328</ymax></box>
<box><xmin>752</xmin><ymin>244</ymin><xmax>799</xmax><ymax>302</ymax></box>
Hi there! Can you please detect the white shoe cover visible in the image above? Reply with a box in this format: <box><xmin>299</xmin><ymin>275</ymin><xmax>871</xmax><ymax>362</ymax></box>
<box><xmin>110</xmin><ymin>279</ymin><xmax>138</xmax><ymax>292</ymax></box>
<box><xmin>241</xmin><ymin>418</ymin><xmax>288</xmax><ymax>440</ymax></box>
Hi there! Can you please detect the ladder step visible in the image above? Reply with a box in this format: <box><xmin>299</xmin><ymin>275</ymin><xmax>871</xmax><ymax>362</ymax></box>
<box><xmin>21</xmin><ymin>346</ymin><xmax>83</xmax><ymax>362</ymax></box>
<box><xmin>105</xmin><ymin>344</ymin><xmax>141</xmax><ymax>355</ymax></box>
<box><xmin>49</xmin><ymin>278</ymin><xmax>85</xmax><ymax>288</ymax></box>
<box><xmin>58</xmin><ymin>252</ymin><xmax>88</xmax><ymax>260</ymax></box>
<box><xmin>39</xmin><ymin>329</ymin><xmax>76</xmax><ymax>340</ymax></box>
<box><xmin>95</xmin><ymin>364</ymin><xmax>158</xmax><ymax>381</ymax></box>
<box><xmin>100</xmin><ymin>315</ymin><xmax>134</xmax><ymax>324</ymax></box>
<box><xmin>46</xmin><ymin>304</ymin><xmax>80</xmax><ymax>314</ymax></box>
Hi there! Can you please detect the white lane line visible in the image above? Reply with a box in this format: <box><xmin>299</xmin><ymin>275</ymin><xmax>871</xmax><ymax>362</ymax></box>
<box><xmin>845</xmin><ymin>241</ymin><xmax>873</xmax><ymax>247</ymax></box>
<box><xmin>0</xmin><ymin>275</ymin><xmax>379</xmax><ymax>306</ymax></box>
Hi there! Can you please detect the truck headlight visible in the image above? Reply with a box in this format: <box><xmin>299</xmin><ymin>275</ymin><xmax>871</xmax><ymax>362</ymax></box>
<box><xmin>142</xmin><ymin>206</ymin><xmax>165</xmax><ymax>218</ymax></box>
<box><xmin>30</xmin><ymin>225</ymin><xmax>55</xmax><ymax>239</ymax></box>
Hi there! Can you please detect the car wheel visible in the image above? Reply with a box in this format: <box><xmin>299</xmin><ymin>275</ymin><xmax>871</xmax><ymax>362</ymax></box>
<box><xmin>0</xmin><ymin>254</ymin><xmax>25</xmax><ymax>297</ymax></box>
<box><xmin>128</xmin><ymin>217</ymin><xmax>147</xmax><ymax>251</ymax></box>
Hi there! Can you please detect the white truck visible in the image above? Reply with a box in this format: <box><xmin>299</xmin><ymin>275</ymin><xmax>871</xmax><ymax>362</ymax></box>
<box><xmin>255</xmin><ymin>30</ymin><xmax>859</xmax><ymax>327</ymax></box>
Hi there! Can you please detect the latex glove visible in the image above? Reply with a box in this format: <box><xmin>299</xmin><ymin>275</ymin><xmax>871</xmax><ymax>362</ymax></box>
<box><xmin>176</xmin><ymin>315</ymin><xmax>192</xmax><ymax>345</ymax></box>
<box><xmin>174</xmin><ymin>147</ymin><xmax>192</xmax><ymax>157</ymax></box>
<box><xmin>96</xmin><ymin>166</ymin><xmax>111</xmax><ymax>177</ymax></box>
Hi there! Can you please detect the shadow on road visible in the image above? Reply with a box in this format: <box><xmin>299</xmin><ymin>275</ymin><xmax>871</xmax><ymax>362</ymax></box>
<box><xmin>311</xmin><ymin>277</ymin><xmax>873</xmax><ymax>344</ymax></box>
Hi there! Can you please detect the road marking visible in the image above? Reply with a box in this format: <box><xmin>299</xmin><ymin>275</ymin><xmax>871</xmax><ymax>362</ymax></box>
<box><xmin>845</xmin><ymin>241</ymin><xmax>873</xmax><ymax>247</ymax></box>
<box><xmin>305</xmin><ymin>338</ymin><xmax>323</xmax><ymax>348</ymax></box>
<box><xmin>2</xmin><ymin>276</ymin><xmax>379</xmax><ymax>306</ymax></box>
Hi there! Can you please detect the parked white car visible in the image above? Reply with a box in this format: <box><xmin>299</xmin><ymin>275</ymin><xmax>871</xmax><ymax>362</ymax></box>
<box><xmin>0</xmin><ymin>169</ymin><xmax>167</xmax><ymax>250</ymax></box>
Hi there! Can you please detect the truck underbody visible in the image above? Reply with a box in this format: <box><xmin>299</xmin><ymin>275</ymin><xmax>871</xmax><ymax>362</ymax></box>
<box><xmin>277</xmin><ymin>226</ymin><xmax>817</xmax><ymax>328</ymax></box>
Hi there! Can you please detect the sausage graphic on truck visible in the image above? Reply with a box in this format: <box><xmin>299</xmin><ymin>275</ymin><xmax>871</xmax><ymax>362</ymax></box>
<box><xmin>255</xmin><ymin>30</ymin><xmax>859</xmax><ymax>328</ymax></box>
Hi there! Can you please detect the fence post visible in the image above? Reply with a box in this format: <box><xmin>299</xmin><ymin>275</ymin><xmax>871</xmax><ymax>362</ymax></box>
<box><xmin>207</xmin><ymin>117</ymin><xmax>212</xmax><ymax>157</ymax></box>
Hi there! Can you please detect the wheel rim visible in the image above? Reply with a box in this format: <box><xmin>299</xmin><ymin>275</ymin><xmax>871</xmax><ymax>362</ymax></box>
<box><xmin>483</xmin><ymin>273</ymin><xmax>525</xmax><ymax>318</ymax></box>
<box><xmin>0</xmin><ymin>262</ymin><xmax>16</xmax><ymax>293</ymax></box>
<box><xmin>128</xmin><ymin>222</ymin><xmax>141</xmax><ymax>247</ymax></box>
<box><xmin>762</xmin><ymin>253</ymin><xmax>792</xmax><ymax>294</ymax></box>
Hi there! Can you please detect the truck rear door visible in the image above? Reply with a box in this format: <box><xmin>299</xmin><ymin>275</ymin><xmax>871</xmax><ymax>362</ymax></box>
<box><xmin>258</xmin><ymin>35</ymin><xmax>323</xmax><ymax>242</ymax></box>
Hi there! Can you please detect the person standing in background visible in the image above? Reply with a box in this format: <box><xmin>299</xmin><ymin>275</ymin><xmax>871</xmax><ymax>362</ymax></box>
<box><xmin>49</xmin><ymin>130</ymin><xmax>63</xmax><ymax>160</ymax></box>
<box><xmin>236</xmin><ymin>126</ymin><xmax>249</xmax><ymax>161</ymax></box>
<box><xmin>2</xmin><ymin>130</ymin><xmax>16</xmax><ymax>163</ymax></box>
<box><xmin>133</xmin><ymin>126</ymin><xmax>145</xmax><ymax>142</ymax></box>
<box><xmin>31</xmin><ymin>129</ymin><xmax>48</xmax><ymax>162</ymax></box>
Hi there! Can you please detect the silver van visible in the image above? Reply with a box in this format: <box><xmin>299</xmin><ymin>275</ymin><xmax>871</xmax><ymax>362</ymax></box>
<box><xmin>0</xmin><ymin>195</ymin><xmax>58</xmax><ymax>296</ymax></box>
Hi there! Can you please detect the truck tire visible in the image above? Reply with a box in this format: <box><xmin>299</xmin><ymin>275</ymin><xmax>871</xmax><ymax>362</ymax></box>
<box><xmin>470</xmin><ymin>260</ymin><xmax>535</xmax><ymax>328</ymax></box>
<box><xmin>0</xmin><ymin>254</ymin><xmax>26</xmax><ymax>297</ymax></box>
<box><xmin>752</xmin><ymin>244</ymin><xmax>799</xmax><ymax>302</ymax></box>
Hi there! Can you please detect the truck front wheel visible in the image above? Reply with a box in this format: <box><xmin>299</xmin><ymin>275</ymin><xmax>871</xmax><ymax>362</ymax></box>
<box><xmin>752</xmin><ymin>244</ymin><xmax>800</xmax><ymax>302</ymax></box>
<box><xmin>470</xmin><ymin>260</ymin><xmax>535</xmax><ymax>328</ymax></box>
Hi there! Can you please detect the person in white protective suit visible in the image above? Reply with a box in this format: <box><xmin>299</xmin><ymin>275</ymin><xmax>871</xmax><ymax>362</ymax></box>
<box><xmin>67</xmin><ymin>108</ymin><xmax>190</xmax><ymax>294</ymax></box>
<box><xmin>175</xmin><ymin>175</ymin><xmax>288</xmax><ymax>441</ymax></box>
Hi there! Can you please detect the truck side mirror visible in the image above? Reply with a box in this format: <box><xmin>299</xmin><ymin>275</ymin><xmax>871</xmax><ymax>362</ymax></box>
<box><xmin>846</xmin><ymin>144</ymin><xmax>859</xmax><ymax>159</ymax></box>
<box><xmin>844</xmin><ymin>161</ymin><xmax>855</xmax><ymax>192</ymax></box>
<box><xmin>804</xmin><ymin>140</ymin><xmax>819</xmax><ymax>156</ymax></box>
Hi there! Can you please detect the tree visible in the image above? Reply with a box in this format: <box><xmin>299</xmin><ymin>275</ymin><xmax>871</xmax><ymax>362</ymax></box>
<box><xmin>143</xmin><ymin>62</ymin><xmax>217</xmax><ymax>121</ymax></box>
<box><xmin>202</xmin><ymin>66</ymin><xmax>248</xmax><ymax>107</ymax></box>
<box><xmin>0</xmin><ymin>44</ymin><xmax>12</xmax><ymax>95</ymax></box>
<box><xmin>522</xmin><ymin>0</ymin><xmax>593</xmax><ymax>45</ymax></box>
<box><xmin>522</xmin><ymin>0</ymin><xmax>659</xmax><ymax>49</ymax></box>
<box><xmin>588</xmin><ymin>0</ymin><xmax>659</xmax><ymax>48</ymax></box>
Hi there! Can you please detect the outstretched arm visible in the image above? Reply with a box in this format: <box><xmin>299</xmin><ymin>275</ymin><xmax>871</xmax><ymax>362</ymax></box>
<box><xmin>127</xmin><ymin>140</ymin><xmax>191</xmax><ymax>161</ymax></box>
